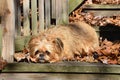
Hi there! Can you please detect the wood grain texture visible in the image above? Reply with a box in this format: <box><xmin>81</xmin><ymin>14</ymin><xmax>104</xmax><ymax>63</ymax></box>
<box><xmin>0</xmin><ymin>73</ymin><xmax>120</xmax><ymax>80</ymax></box>
<box><xmin>84</xmin><ymin>4</ymin><xmax>120</xmax><ymax>9</ymax></box>
<box><xmin>2</xmin><ymin>62</ymin><xmax>120</xmax><ymax>74</ymax></box>
<box><xmin>15</xmin><ymin>0</ymin><xmax>21</xmax><ymax>36</ymax></box>
<box><xmin>56</xmin><ymin>0</ymin><xmax>69</xmax><ymax>25</ymax></box>
<box><xmin>23</xmin><ymin>0</ymin><xmax>30</xmax><ymax>36</ymax></box>
<box><xmin>2</xmin><ymin>0</ymin><xmax>15</xmax><ymax>62</ymax></box>
<box><xmin>83</xmin><ymin>4</ymin><xmax>120</xmax><ymax>17</ymax></box>
<box><xmin>56</xmin><ymin>0</ymin><xmax>62</xmax><ymax>25</ymax></box>
<box><xmin>83</xmin><ymin>10</ymin><xmax>120</xmax><ymax>17</ymax></box>
<box><xmin>38</xmin><ymin>0</ymin><xmax>44</xmax><ymax>32</ymax></box>
<box><xmin>31</xmin><ymin>0</ymin><xmax>37</xmax><ymax>35</ymax></box>
<box><xmin>62</xmin><ymin>0</ymin><xmax>69</xmax><ymax>24</ymax></box>
<box><xmin>45</xmin><ymin>0</ymin><xmax>51</xmax><ymax>28</ymax></box>
<box><xmin>51</xmin><ymin>0</ymin><xmax>56</xmax><ymax>19</ymax></box>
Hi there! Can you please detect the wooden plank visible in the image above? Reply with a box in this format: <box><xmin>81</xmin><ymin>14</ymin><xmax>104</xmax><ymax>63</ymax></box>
<box><xmin>83</xmin><ymin>4</ymin><xmax>120</xmax><ymax>17</ymax></box>
<box><xmin>2</xmin><ymin>0</ymin><xmax>15</xmax><ymax>63</ymax></box>
<box><xmin>56</xmin><ymin>0</ymin><xmax>62</xmax><ymax>25</ymax></box>
<box><xmin>83</xmin><ymin>10</ymin><xmax>120</xmax><ymax>17</ymax></box>
<box><xmin>56</xmin><ymin>0</ymin><xmax>69</xmax><ymax>25</ymax></box>
<box><xmin>23</xmin><ymin>0</ymin><xmax>30</xmax><ymax>36</ymax></box>
<box><xmin>31</xmin><ymin>0</ymin><xmax>37</xmax><ymax>35</ymax></box>
<box><xmin>38</xmin><ymin>0</ymin><xmax>44</xmax><ymax>32</ymax></box>
<box><xmin>51</xmin><ymin>0</ymin><xmax>56</xmax><ymax>19</ymax></box>
<box><xmin>0</xmin><ymin>26</ymin><xmax>3</xmax><ymax>56</ymax></box>
<box><xmin>45</xmin><ymin>0</ymin><xmax>51</xmax><ymax>28</ymax></box>
<box><xmin>84</xmin><ymin>4</ymin><xmax>120</xmax><ymax>9</ymax></box>
<box><xmin>1</xmin><ymin>73</ymin><xmax>120</xmax><ymax>80</ymax></box>
<box><xmin>2</xmin><ymin>62</ymin><xmax>120</xmax><ymax>73</ymax></box>
<box><xmin>15</xmin><ymin>0</ymin><xmax>21</xmax><ymax>36</ymax></box>
<box><xmin>62</xmin><ymin>0</ymin><xmax>69</xmax><ymax>24</ymax></box>
<box><xmin>69</xmin><ymin>0</ymin><xmax>84</xmax><ymax>14</ymax></box>
<box><xmin>15</xmin><ymin>36</ymin><xmax>31</xmax><ymax>52</ymax></box>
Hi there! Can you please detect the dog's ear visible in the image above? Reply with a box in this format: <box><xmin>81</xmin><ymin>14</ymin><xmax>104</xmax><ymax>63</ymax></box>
<box><xmin>53</xmin><ymin>38</ymin><xmax>64</xmax><ymax>52</ymax></box>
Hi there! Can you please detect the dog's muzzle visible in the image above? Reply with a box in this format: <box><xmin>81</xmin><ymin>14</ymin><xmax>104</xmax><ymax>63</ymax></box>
<box><xmin>39</xmin><ymin>54</ymin><xmax>45</xmax><ymax>59</ymax></box>
<box><xmin>39</xmin><ymin>54</ymin><xmax>45</xmax><ymax>62</ymax></box>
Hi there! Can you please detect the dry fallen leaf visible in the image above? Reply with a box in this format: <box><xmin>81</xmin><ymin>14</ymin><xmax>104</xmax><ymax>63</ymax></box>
<box><xmin>0</xmin><ymin>57</ymin><xmax>7</xmax><ymax>70</ymax></box>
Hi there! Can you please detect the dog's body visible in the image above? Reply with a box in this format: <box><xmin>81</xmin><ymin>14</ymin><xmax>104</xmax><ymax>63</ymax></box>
<box><xmin>28</xmin><ymin>22</ymin><xmax>99</xmax><ymax>63</ymax></box>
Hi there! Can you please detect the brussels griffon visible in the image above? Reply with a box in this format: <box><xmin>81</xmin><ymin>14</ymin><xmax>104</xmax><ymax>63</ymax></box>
<box><xmin>28</xmin><ymin>22</ymin><xmax>99</xmax><ymax>63</ymax></box>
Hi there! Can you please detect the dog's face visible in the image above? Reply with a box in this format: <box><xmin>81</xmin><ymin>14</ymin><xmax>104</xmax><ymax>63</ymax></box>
<box><xmin>28</xmin><ymin>36</ymin><xmax>64</xmax><ymax>63</ymax></box>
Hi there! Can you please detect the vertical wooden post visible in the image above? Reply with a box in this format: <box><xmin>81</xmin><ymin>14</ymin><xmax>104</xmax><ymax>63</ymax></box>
<box><xmin>56</xmin><ymin>0</ymin><xmax>62</xmax><ymax>25</ymax></box>
<box><xmin>38</xmin><ymin>0</ymin><xmax>44</xmax><ymax>32</ymax></box>
<box><xmin>51</xmin><ymin>0</ymin><xmax>56</xmax><ymax>19</ymax></box>
<box><xmin>31</xmin><ymin>0</ymin><xmax>37</xmax><ymax>35</ymax></box>
<box><xmin>62</xmin><ymin>0</ymin><xmax>69</xmax><ymax>24</ymax></box>
<box><xmin>56</xmin><ymin>0</ymin><xmax>69</xmax><ymax>25</ymax></box>
<box><xmin>15</xmin><ymin>0</ymin><xmax>21</xmax><ymax>36</ymax></box>
<box><xmin>23</xmin><ymin>0</ymin><xmax>30</xmax><ymax>36</ymax></box>
<box><xmin>45</xmin><ymin>0</ymin><xmax>51</xmax><ymax>28</ymax></box>
<box><xmin>2</xmin><ymin>0</ymin><xmax>15</xmax><ymax>62</ymax></box>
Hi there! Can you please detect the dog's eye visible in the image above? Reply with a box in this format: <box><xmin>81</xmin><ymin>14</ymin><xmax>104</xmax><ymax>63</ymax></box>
<box><xmin>35</xmin><ymin>50</ymin><xmax>40</xmax><ymax>55</ymax></box>
<box><xmin>45</xmin><ymin>51</ymin><xmax>50</xmax><ymax>55</ymax></box>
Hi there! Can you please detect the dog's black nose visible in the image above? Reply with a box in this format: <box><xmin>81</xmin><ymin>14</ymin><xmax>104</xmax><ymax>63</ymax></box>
<box><xmin>39</xmin><ymin>54</ymin><xmax>44</xmax><ymax>60</ymax></box>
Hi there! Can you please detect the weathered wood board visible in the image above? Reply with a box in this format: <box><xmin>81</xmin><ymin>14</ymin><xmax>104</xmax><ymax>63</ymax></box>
<box><xmin>2</xmin><ymin>0</ymin><xmax>15</xmax><ymax>62</ymax></box>
<box><xmin>84</xmin><ymin>4</ymin><xmax>120</xmax><ymax>16</ymax></box>
<box><xmin>31</xmin><ymin>0</ymin><xmax>37</xmax><ymax>35</ymax></box>
<box><xmin>38</xmin><ymin>0</ymin><xmax>44</xmax><ymax>32</ymax></box>
<box><xmin>84</xmin><ymin>4</ymin><xmax>120</xmax><ymax>9</ymax></box>
<box><xmin>15</xmin><ymin>0</ymin><xmax>21</xmax><ymax>36</ymax></box>
<box><xmin>1</xmin><ymin>62</ymin><xmax>120</xmax><ymax>80</ymax></box>
<box><xmin>23</xmin><ymin>0</ymin><xmax>30</xmax><ymax>36</ymax></box>
<box><xmin>83</xmin><ymin>10</ymin><xmax>120</xmax><ymax>17</ymax></box>
<box><xmin>2</xmin><ymin>62</ymin><xmax>120</xmax><ymax>73</ymax></box>
<box><xmin>61</xmin><ymin>0</ymin><xmax>69</xmax><ymax>24</ymax></box>
<box><xmin>0</xmin><ymin>73</ymin><xmax>120</xmax><ymax>80</ymax></box>
<box><xmin>45</xmin><ymin>0</ymin><xmax>51</xmax><ymax>28</ymax></box>
<box><xmin>51</xmin><ymin>0</ymin><xmax>56</xmax><ymax>19</ymax></box>
<box><xmin>56</xmin><ymin>0</ymin><xmax>69</xmax><ymax>25</ymax></box>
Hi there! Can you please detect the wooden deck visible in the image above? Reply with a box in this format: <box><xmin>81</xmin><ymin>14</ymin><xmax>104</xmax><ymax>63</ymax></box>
<box><xmin>1</xmin><ymin>61</ymin><xmax>120</xmax><ymax>73</ymax></box>
<box><xmin>1</xmin><ymin>62</ymin><xmax>120</xmax><ymax>80</ymax></box>
<box><xmin>1</xmin><ymin>73</ymin><xmax>120</xmax><ymax>80</ymax></box>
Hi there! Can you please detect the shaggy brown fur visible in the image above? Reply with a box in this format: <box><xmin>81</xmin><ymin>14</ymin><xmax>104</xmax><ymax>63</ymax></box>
<box><xmin>28</xmin><ymin>22</ymin><xmax>99</xmax><ymax>63</ymax></box>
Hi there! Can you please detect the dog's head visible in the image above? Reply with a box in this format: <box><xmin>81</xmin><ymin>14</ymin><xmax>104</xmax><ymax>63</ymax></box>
<box><xmin>28</xmin><ymin>36</ymin><xmax>64</xmax><ymax>63</ymax></box>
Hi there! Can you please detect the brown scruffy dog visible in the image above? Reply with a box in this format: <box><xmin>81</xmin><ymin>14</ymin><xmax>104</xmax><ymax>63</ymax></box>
<box><xmin>28</xmin><ymin>22</ymin><xmax>99</xmax><ymax>63</ymax></box>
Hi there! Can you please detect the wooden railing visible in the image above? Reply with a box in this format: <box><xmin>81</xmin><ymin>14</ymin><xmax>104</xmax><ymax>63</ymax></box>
<box><xmin>1</xmin><ymin>0</ymin><xmax>69</xmax><ymax>62</ymax></box>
